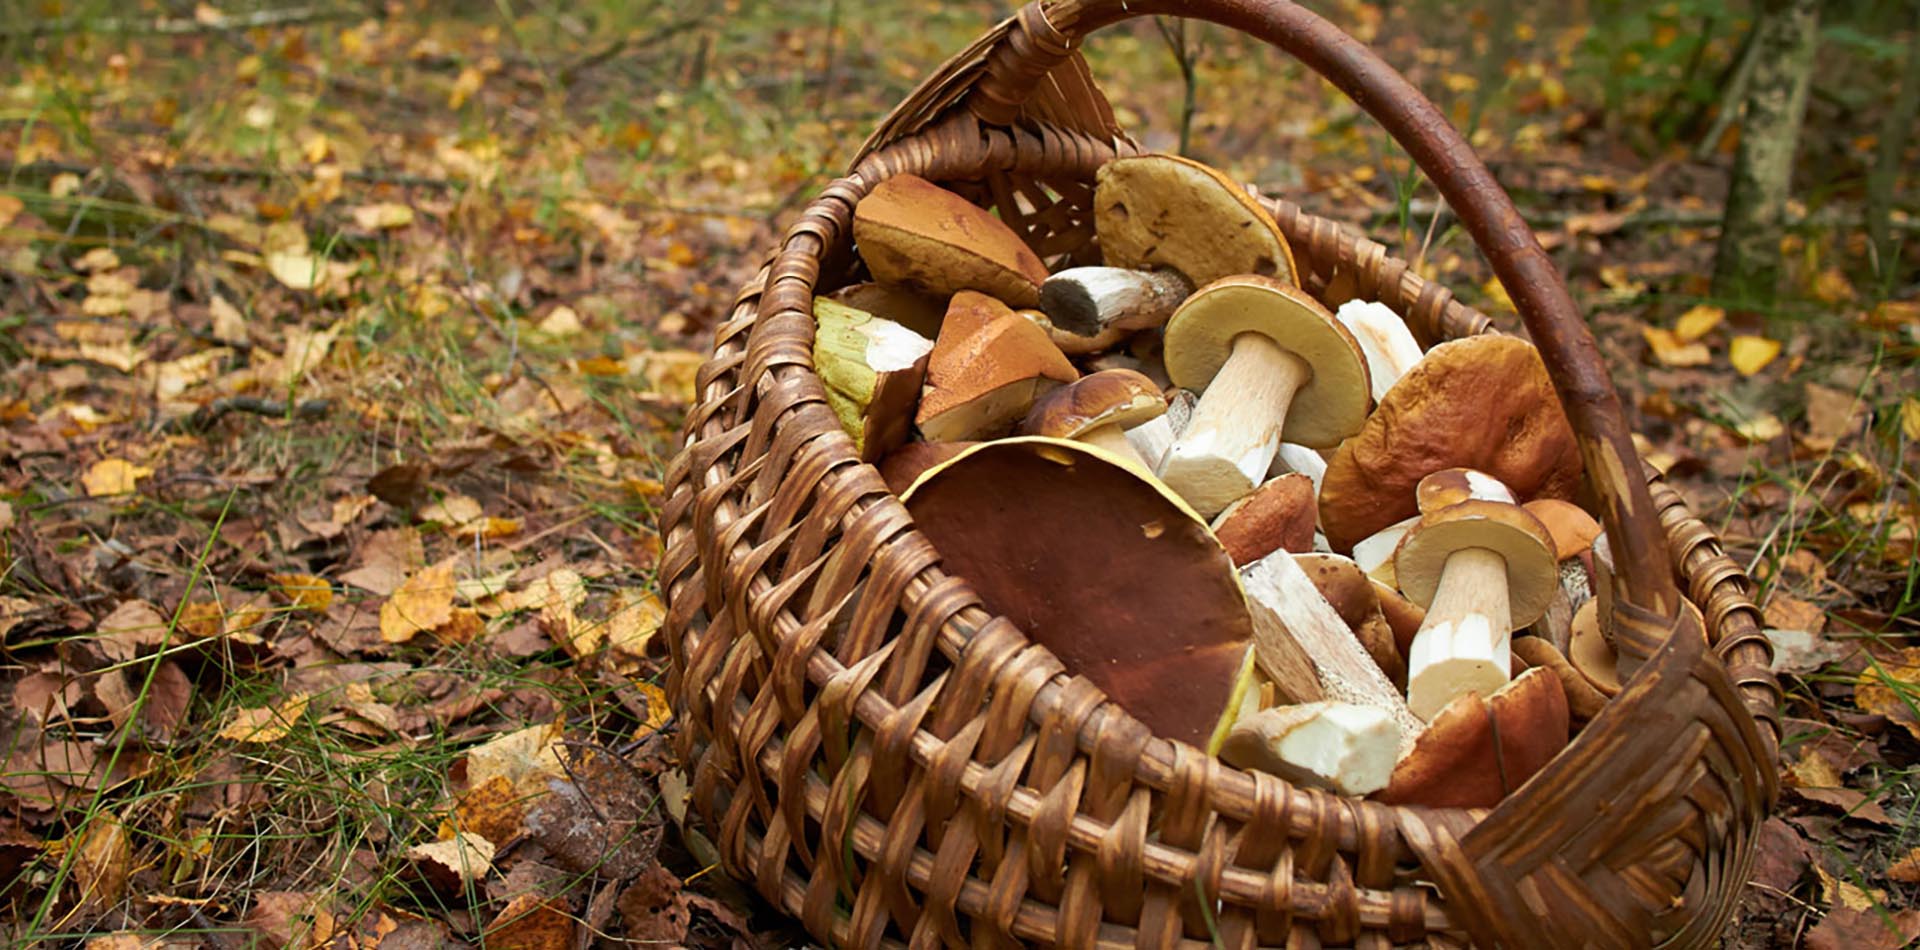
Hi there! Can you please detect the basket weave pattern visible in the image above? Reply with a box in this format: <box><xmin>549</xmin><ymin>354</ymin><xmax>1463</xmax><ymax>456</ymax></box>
<box><xmin>660</xmin><ymin>2</ymin><xmax>1783</xmax><ymax>946</ymax></box>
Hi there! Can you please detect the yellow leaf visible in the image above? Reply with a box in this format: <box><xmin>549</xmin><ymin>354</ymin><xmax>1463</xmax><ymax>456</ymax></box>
<box><xmin>419</xmin><ymin>494</ymin><xmax>484</xmax><ymax>528</ymax></box>
<box><xmin>72</xmin><ymin>815</ymin><xmax>131</xmax><ymax>908</ymax></box>
<box><xmin>270</xmin><ymin>573</ymin><xmax>334</xmax><ymax>612</ymax></box>
<box><xmin>1730</xmin><ymin>410</ymin><xmax>1784</xmax><ymax>443</ymax></box>
<box><xmin>467</xmin><ymin>721</ymin><xmax>565</xmax><ymax>799</ymax></box>
<box><xmin>302</xmin><ymin>133</ymin><xmax>332</xmax><ymax>165</ymax></box>
<box><xmin>1728</xmin><ymin>335</ymin><xmax>1781</xmax><ymax>376</ymax></box>
<box><xmin>407</xmin><ymin>831</ymin><xmax>496</xmax><ymax>883</ymax></box>
<box><xmin>1478</xmin><ymin>276</ymin><xmax>1515</xmax><ymax>313</ymax></box>
<box><xmin>1902</xmin><ymin>398</ymin><xmax>1920</xmax><ymax>442</ymax></box>
<box><xmin>151</xmin><ymin>347</ymin><xmax>231</xmax><ymax>400</ymax></box>
<box><xmin>607</xmin><ymin>590</ymin><xmax>664</xmax><ymax>660</ymax></box>
<box><xmin>1672</xmin><ymin>304</ymin><xmax>1724</xmax><ymax>343</ymax></box>
<box><xmin>0</xmin><ymin>193</ymin><xmax>22</xmax><ymax>227</ymax></box>
<box><xmin>536</xmin><ymin>305</ymin><xmax>582</xmax><ymax>336</ymax></box>
<box><xmin>75</xmin><ymin>247</ymin><xmax>121</xmax><ymax>273</ymax></box>
<box><xmin>1810</xmin><ymin>266</ymin><xmax>1854</xmax><ymax>304</ymax></box>
<box><xmin>1641</xmin><ymin>327</ymin><xmax>1711</xmax><ymax>367</ymax></box>
<box><xmin>634</xmin><ymin>682</ymin><xmax>673</xmax><ymax>737</ymax></box>
<box><xmin>1854</xmin><ymin>647</ymin><xmax>1920</xmax><ymax>742</ymax></box>
<box><xmin>50</xmin><ymin>172</ymin><xmax>81</xmax><ymax>198</ymax></box>
<box><xmin>454</xmin><ymin>516</ymin><xmax>521</xmax><ymax>541</ymax></box>
<box><xmin>209</xmin><ymin>294</ymin><xmax>250</xmax><ymax>344</ymax></box>
<box><xmin>280</xmin><ymin>323</ymin><xmax>342</xmax><ymax>386</ymax></box>
<box><xmin>266</xmin><ymin>251</ymin><xmax>323</xmax><ymax>290</ymax></box>
<box><xmin>521</xmin><ymin>569</ymin><xmax>592</xmax><ymax>657</ymax></box>
<box><xmin>380</xmin><ymin>559</ymin><xmax>457</xmax><ymax>643</ymax></box>
<box><xmin>449</xmin><ymin>66</ymin><xmax>485</xmax><ymax>108</ymax></box>
<box><xmin>217</xmin><ymin>692</ymin><xmax>311</xmax><ymax>744</ymax></box>
<box><xmin>83</xmin><ymin>458</ymin><xmax>153</xmax><ymax>497</ymax></box>
<box><xmin>351</xmin><ymin>202</ymin><xmax>414</xmax><ymax>231</ymax></box>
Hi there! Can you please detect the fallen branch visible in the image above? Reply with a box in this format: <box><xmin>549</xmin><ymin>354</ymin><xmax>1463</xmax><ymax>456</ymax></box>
<box><xmin>167</xmin><ymin>397</ymin><xmax>331</xmax><ymax>433</ymax></box>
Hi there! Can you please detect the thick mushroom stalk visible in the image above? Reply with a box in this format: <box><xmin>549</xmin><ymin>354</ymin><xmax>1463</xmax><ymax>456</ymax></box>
<box><xmin>1394</xmin><ymin>499</ymin><xmax>1559</xmax><ymax>722</ymax></box>
<box><xmin>1332</xmin><ymin>300</ymin><xmax>1425</xmax><ymax>402</ymax></box>
<box><xmin>1039</xmin><ymin>267</ymin><xmax>1194</xmax><ymax>338</ymax></box>
<box><xmin>1159</xmin><ymin>278</ymin><xmax>1370</xmax><ymax>518</ymax></box>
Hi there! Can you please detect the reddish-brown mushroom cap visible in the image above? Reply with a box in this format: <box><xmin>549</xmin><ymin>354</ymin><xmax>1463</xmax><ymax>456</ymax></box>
<box><xmin>1319</xmin><ymin>335</ymin><xmax>1584</xmax><ymax>552</ymax></box>
<box><xmin>1371</xmin><ymin>666</ymin><xmax>1570</xmax><ymax>808</ymax></box>
<box><xmin>1021</xmin><ymin>369</ymin><xmax>1167</xmax><ymax>440</ymax></box>
<box><xmin>877</xmin><ymin>441</ymin><xmax>976</xmax><ymax>496</ymax></box>
<box><xmin>902</xmin><ymin>437</ymin><xmax>1255</xmax><ymax>750</ymax></box>
<box><xmin>853</xmin><ymin>175</ymin><xmax>1048</xmax><ymax>307</ymax></box>
<box><xmin>1524</xmin><ymin>498</ymin><xmax>1603</xmax><ymax>561</ymax></box>
<box><xmin>915</xmin><ymin>292</ymin><xmax>1078</xmax><ymax>443</ymax></box>
<box><xmin>1295</xmin><ymin>553</ymin><xmax>1406</xmax><ymax>687</ymax></box>
<box><xmin>1211</xmin><ymin>473</ymin><xmax>1318</xmax><ymax>566</ymax></box>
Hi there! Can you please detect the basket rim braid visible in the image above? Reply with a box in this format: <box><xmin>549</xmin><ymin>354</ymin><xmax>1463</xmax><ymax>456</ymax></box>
<box><xmin>660</xmin><ymin>1</ymin><xmax>1782</xmax><ymax>946</ymax></box>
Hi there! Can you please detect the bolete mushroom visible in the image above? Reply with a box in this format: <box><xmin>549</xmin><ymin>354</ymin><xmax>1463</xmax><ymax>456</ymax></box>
<box><xmin>876</xmin><ymin>441</ymin><xmax>976</xmax><ymax>496</ymax></box>
<box><xmin>1567</xmin><ymin>599</ymin><xmax>1621</xmax><ymax>697</ymax></box>
<box><xmin>852</xmin><ymin>175</ymin><xmax>1048</xmax><ymax>308</ymax></box>
<box><xmin>1019</xmin><ymin>369</ymin><xmax>1167</xmax><ymax>470</ymax></box>
<box><xmin>1522</xmin><ymin>498</ymin><xmax>1603</xmax><ymax>652</ymax></box>
<box><xmin>1372</xmin><ymin>666</ymin><xmax>1570</xmax><ymax>809</ymax></box>
<box><xmin>813</xmin><ymin>297</ymin><xmax>934</xmax><ymax>462</ymax></box>
<box><xmin>1331</xmin><ymin>300</ymin><xmax>1425</xmax><ymax>403</ymax></box>
<box><xmin>1220</xmin><ymin>702</ymin><xmax>1399</xmax><ymax>796</ymax></box>
<box><xmin>1159</xmin><ymin>276</ymin><xmax>1371</xmax><ymax>517</ymax></box>
<box><xmin>1318</xmin><ymin>334</ymin><xmax>1583</xmax><ymax>552</ymax></box>
<box><xmin>1416</xmin><ymin>467</ymin><xmax>1518</xmax><ymax>513</ymax></box>
<box><xmin>1394</xmin><ymin>498</ymin><xmax>1560</xmax><ymax>721</ymax></box>
<box><xmin>915</xmin><ymin>291</ymin><xmax>1078</xmax><ymax>443</ymax></box>
<box><xmin>1295</xmin><ymin>552</ymin><xmax>1405</xmax><ymax>687</ymax></box>
<box><xmin>1352</xmin><ymin>515</ymin><xmax>1420</xmax><ymax>588</ymax></box>
<box><xmin>901</xmin><ymin>437</ymin><xmax>1256</xmax><ymax>750</ymax></box>
<box><xmin>1039</xmin><ymin>154</ymin><xmax>1298</xmax><ymax>338</ymax></box>
<box><xmin>1124</xmin><ymin>388</ymin><xmax>1195</xmax><ymax>473</ymax></box>
<box><xmin>1211</xmin><ymin>473</ymin><xmax>1317</xmax><ymax>567</ymax></box>
<box><xmin>826</xmin><ymin>282</ymin><xmax>947</xmax><ymax>340</ymax></box>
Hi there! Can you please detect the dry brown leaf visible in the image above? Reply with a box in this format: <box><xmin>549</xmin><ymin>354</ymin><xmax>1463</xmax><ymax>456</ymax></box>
<box><xmin>406</xmin><ymin>832</ymin><xmax>496</xmax><ymax>893</ymax></box>
<box><xmin>450</xmin><ymin>774</ymin><xmax>526</xmax><ymax>846</ymax></box>
<box><xmin>83</xmin><ymin>458</ymin><xmax>153</xmax><ymax>497</ymax></box>
<box><xmin>245</xmin><ymin>891</ymin><xmax>338</xmax><ymax>950</ymax></box>
<box><xmin>1854</xmin><ymin>647</ymin><xmax>1920</xmax><ymax>741</ymax></box>
<box><xmin>1888</xmin><ymin>847</ymin><xmax>1920</xmax><ymax>883</ymax></box>
<box><xmin>484</xmin><ymin>893</ymin><xmax>576</xmax><ymax>950</ymax></box>
<box><xmin>95</xmin><ymin>661</ymin><xmax>193</xmax><ymax>742</ymax></box>
<box><xmin>617</xmin><ymin>865</ymin><xmax>690</xmax><ymax>945</ymax></box>
<box><xmin>94</xmin><ymin>599</ymin><xmax>172</xmax><ymax>659</ymax></box>
<box><xmin>1763</xmin><ymin>592</ymin><xmax>1826</xmax><ymax>634</ymax></box>
<box><xmin>1804</xmin><ymin>907</ymin><xmax>1920</xmax><ymax>950</ymax></box>
<box><xmin>72</xmin><ymin>814</ymin><xmax>132</xmax><ymax>909</ymax></box>
<box><xmin>419</xmin><ymin>494</ymin><xmax>483</xmax><ymax>528</ymax></box>
<box><xmin>434</xmin><ymin>607</ymin><xmax>486</xmax><ymax>644</ymax></box>
<box><xmin>279</xmin><ymin>323</ymin><xmax>342</xmax><ymax>386</ymax></box>
<box><xmin>351</xmin><ymin>202</ymin><xmax>415</xmax><ymax>230</ymax></box>
<box><xmin>519</xmin><ymin>569</ymin><xmax>590</xmax><ymax>656</ymax></box>
<box><xmin>1765</xmin><ymin>629</ymin><xmax>1851</xmax><ymax>676</ymax></box>
<box><xmin>467</xmin><ymin>721</ymin><xmax>566</xmax><ymax>801</ymax></box>
<box><xmin>339</xmin><ymin>527</ymin><xmax>423</xmax><ymax>595</ymax></box>
<box><xmin>633</xmin><ymin>682</ymin><xmax>672</xmax><ymax>739</ymax></box>
<box><xmin>607</xmin><ymin>590</ymin><xmax>664</xmax><ymax>665</ymax></box>
<box><xmin>217</xmin><ymin>692</ymin><xmax>311</xmax><ymax>744</ymax></box>
<box><xmin>381</xmin><ymin>559</ymin><xmax>458</xmax><ymax>644</ymax></box>
<box><xmin>209</xmin><ymin>294</ymin><xmax>250</xmax><ymax>344</ymax></box>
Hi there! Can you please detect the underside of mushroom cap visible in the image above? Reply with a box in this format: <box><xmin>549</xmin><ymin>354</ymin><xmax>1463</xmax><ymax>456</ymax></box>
<box><xmin>1094</xmin><ymin>154</ymin><xmax>1298</xmax><ymax>288</ymax></box>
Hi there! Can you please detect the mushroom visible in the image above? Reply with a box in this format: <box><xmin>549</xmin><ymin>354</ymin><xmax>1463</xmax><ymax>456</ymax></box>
<box><xmin>1124</xmin><ymin>388</ymin><xmax>1195</xmax><ymax>473</ymax></box>
<box><xmin>826</xmin><ymin>282</ymin><xmax>947</xmax><ymax>340</ymax></box>
<box><xmin>1220</xmin><ymin>702</ymin><xmax>1399</xmax><ymax>796</ymax></box>
<box><xmin>1371</xmin><ymin>667</ymin><xmax>1570</xmax><ymax>808</ymax></box>
<box><xmin>1522</xmin><ymin>498</ymin><xmax>1603</xmax><ymax>652</ymax></box>
<box><xmin>915</xmin><ymin>291</ymin><xmax>1078</xmax><ymax>443</ymax></box>
<box><xmin>1318</xmin><ymin>334</ymin><xmax>1584</xmax><ymax>553</ymax></box>
<box><xmin>1019</xmin><ymin>369</ymin><xmax>1167</xmax><ymax>470</ymax></box>
<box><xmin>876</xmin><ymin>441</ymin><xmax>976</xmax><ymax>496</ymax></box>
<box><xmin>1415</xmin><ymin>467</ymin><xmax>1518</xmax><ymax>513</ymax></box>
<box><xmin>1567</xmin><ymin>599</ymin><xmax>1621</xmax><ymax>697</ymax></box>
<box><xmin>1268</xmin><ymin>442</ymin><xmax>1329</xmax><ymax>496</ymax></box>
<box><xmin>1240</xmin><ymin>549</ymin><xmax>1422</xmax><ymax>747</ymax></box>
<box><xmin>1038</xmin><ymin>153</ymin><xmax>1298</xmax><ymax>338</ymax></box>
<box><xmin>901</xmin><ymin>437</ymin><xmax>1257</xmax><ymax>750</ymax></box>
<box><xmin>1014</xmin><ymin>307</ymin><xmax>1133</xmax><ymax>357</ymax></box>
<box><xmin>1331</xmin><ymin>300</ymin><xmax>1425</xmax><ymax>403</ymax></box>
<box><xmin>1158</xmin><ymin>277</ymin><xmax>1372</xmax><ymax>517</ymax></box>
<box><xmin>1512</xmin><ymin>635</ymin><xmax>1610</xmax><ymax>722</ymax></box>
<box><xmin>813</xmin><ymin>297</ymin><xmax>934</xmax><ymax>462</ymax></box>
<box><xmin>1295</xmin><ymin>552</ymin><xmax>1405</xmax><ymax>687</ymax></box>
<box><xmin>1352</xmin><ymin>515</ymin><xmax>1420</xmax><ymax>588</ymax></box>
<box><xmin>1393</xmin><ymin>498</ymin><xmax>1559</xmax><ymax>721</ymax></box>
<box><xmin>852</xmin><ymin>174</ymin><xmax>1049</xmax><ymax>308</ymax></box>
<box><xmin>1211</xmin><ymin>473</ymin><xmax>1317</xmax><ymax>567</ymax></box>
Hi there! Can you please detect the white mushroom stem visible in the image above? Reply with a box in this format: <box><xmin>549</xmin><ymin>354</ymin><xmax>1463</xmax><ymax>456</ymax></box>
<box><xmin>1268</xmin><ymin>442</ymin><xmax>1328</xmax><ymax>493</ymax></box>
<box><xmin>1406</xmin><ymin>546</ymin><xmax>1514</xmax><ymax>721</ymax></box>
<box><xmin>1078</xmin><ymin>422</ymin><xmax>1145</xmax><ymax>467</ymax></box>
<box><xmin>1353</xmin><ymin>516</ymin><xmax>1419</xmax><ymax>586</ymax></box>
<box><xmin>1241</xmin><ymin>550</ymin><xmax>1422</xmax><ymax>753</ymax></box>
<box><xmin>1039</xmin><ymin>267</ymin><xmax>1194</xmax><ymax>337</ymax></box>
<box><xmin>1160</xmin><ymin>334</ymin><xmax>1309</xmax><ymax>517</ymax></box>
<box><xmin>1125</xmin><ymin>390</ymin><xmax>1196</xmax><ymax>472</ymax></box>
<box><xmin>1333</xmin><ymin>300</ymin><xmax>1425</xmax><ymax>402</ymax></box>
<box><xmin>1219</xmin><ymin>702</ymin><xmax>1400</xmax><ymax>796</ymax></box>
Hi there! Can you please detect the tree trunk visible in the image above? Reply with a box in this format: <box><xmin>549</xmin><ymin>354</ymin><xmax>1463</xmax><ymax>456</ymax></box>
<box><xmin>1712</xmin><ymin>0</ymin><xmax>1821</xmax><ymax>307</ymax></box>
<box><xmin>1867</xmin><ymin>8</ymin><xmax>1920</xmax><ymax>292</ymax></box>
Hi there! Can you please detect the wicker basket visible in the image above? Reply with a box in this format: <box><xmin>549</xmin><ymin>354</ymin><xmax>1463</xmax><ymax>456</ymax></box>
<box><xmin>659</xmin><ymin>1</ymin><xmax>1782</xmax><ymax>946</ymax></box>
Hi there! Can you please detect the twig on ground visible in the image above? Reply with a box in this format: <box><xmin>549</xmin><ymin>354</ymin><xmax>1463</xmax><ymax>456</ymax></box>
<box><xmin>167</xmin><ymin>397</ymin><xmax>331</xmax><ymax>434</ymax></box>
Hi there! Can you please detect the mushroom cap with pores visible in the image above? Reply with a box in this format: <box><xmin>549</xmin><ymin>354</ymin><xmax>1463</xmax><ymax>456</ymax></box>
<box><xmin>1094</xmin><ymin>154</ymin><xmax>1298</xmax><ymax>287</ymax></box>
<box><xmin>853</xmin><ymin>175</ymin><xmax>1049</xmax><ymax>308</ymax></box>
<box><xmin>901</xmin><ymin>437</ymin><xmax>1256</xmax><ymax>750</ymax></box>
<box><xmin>1372</xmin><ymin>666</ymin><xmax>1569</xmax><ymax>808</ymax></box>
<box><xmin>1318</xmin><ymin>334</ymin><xmax>1584</xmax><ymax>552</ymax></box>
<box><xmin>1161</xmin><ymin>276</ymin><xmax>1371</xmax><ymax>448</ymax></box>
<box><xmin>1021</xmin><ymin>369</ymin><xmax>1167</xmax><ymax>440</ymax></box>
<box><xmin>1394</xmin><ymin>500</ymin><xmax>1560</xmax><ymax>628</ymax></box>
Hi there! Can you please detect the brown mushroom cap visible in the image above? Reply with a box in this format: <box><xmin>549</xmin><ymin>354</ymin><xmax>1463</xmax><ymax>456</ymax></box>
<box><xmin>1372</xmin><ymin>666</ymin><xmax>1570</xmax><ymax>808</ymax></box>
<box><xmin>853</xmin><ymin>175</ymin><xmax>1048</xmax><ymax>308</ymax></box>
<box><xmin>1371</xmin><ymin>578</ymin><xmax>1427</xmax><ymax>662</ymax></box>
<box><xmin>827</xmin><ymin>282</ymin><xmax>948</xmax><ymax>340</ymax></box>
<box><xmin>1161</xmin><ymin>276</ymin><xmax>1371</xmax><ymax>448</ymax></box>
<box><xmin>1020</xmin><ymin>369</ymin><xmax>1166</xmax><ymax>440</ymax></box>
<box><xmin>1318</xmin><ymin>335</ymin><xmax>1584</xmax><ymax>552</ymax></box>
<box><xmin>902</xmin><ymin>437</ymin><xmax>1255</xmax><ymax>750</ymax></box>
<box><xmin>915</xmin><ymin>292</ymin><xmax>1078</xmax><ymax>442</ymax></box>
<box><xmin>1394</xmin><ymin>500</ymin><xmax>1560</xmax><ymax>628</ymax></box>
<box><xmin>1523</xmin><ymin>498</ymin><xmax>1603</xmax><ymax>561</ymax></box>
<box><xmin>1568</xmin><ymin>599</ymin><xmax>1621</xmax><ymax>695</ymax></box>
<box><xmin>877</xmin><ymin>441</ymin><xmax>976</xmax><ymax>496</ymax></box>
<box><xmin>1211</xmin><ymin>473</ymin><xmax>1318</xmax><ymax>567</ymax></box>
<box><xmin>1512</xmin><ymin>635</ymin><xmax>1610</xmax><ymax>721</ymax></box>
<box><xmin>1416</xmin><ymin>468</ymin><xmax>1516</xmax><ymax>514</ymax></box>
<box><xmin>1094</xmin><ymin>154</ymin><xmax>1298</xmax><ymax>287</ymax></box>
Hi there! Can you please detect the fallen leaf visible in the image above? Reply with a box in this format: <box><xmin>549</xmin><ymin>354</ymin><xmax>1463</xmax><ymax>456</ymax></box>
<box><xmin>245</xmin><ymin>891</ymin><xmax>338</xmax><ymax>950</ymax></box>
<box><xmin>95</xmin><ymin>660</ymin><xmax>193</xmax><ymax>743</ymax></box>
<box><xmin>1762</xmin><ymin>593</ymin><xmax>1825</xmax><ymax>634</ymax></box>
<box><xmin>633</xmin><ymin>682</ymin><xmax>672</xmax><ymax>739</ymax></box>
<box><xmin>1903</xmin><ymin>397</ymin><xmax>1920</xmax><ymax>442</ymax></box>
<box><xmin>1853</xmin><ymin>647</ymin><xmax>1920</xmax><ymax>741</ymax></box>
<box><xmin>1728</xmin><ymin>409</ymin><xmax>1784</xmax><ymax>443</ymax></box>
<box><xmin>94</xmin><ymin>599</ymin><xmax>172</xmax><ymax>659</ymax></box>
<box><xmin>1816</xmin><ymin>864</ymin><xmax>1886</xmax><ymax>912</ymax></box>
<box><xmin>1765</xmin><ymin>629</ymin><xmax>1850</xmax><ymax>675</ymax></box>
<box><xmin>450</xmin><ymin>775</ymin><xmax>525</xmax><ymax>846</ymax></box>
<box><xmin>351</xmin><ymin>202</ymin><xmax>414</xmax><ymax>230</ymax></box>
<box><xmin>1673</xmin><ymin>304</ymin><xmax>1724</xmax><ymax>342</ymax></box>
<box><xmin>209</xmin><ymin>294</ymin><xmax>250</xmax><ymax>344</ymax></box>
<box><xmin>1642</xmin><ymin>327</ymin><xmax>1711</xmax><ymax>367</ymax></box>
<box><xmin>1888</xmin><ymin>847</ymin><xmax>1920</xmax><ymax>883</ymax></box>
<box><xmin>271</xmin><ymin>574</ymin><xmax>334</xmax><ymax>613</ymax></box>
<box><xmin>617</xmin><ymin>865</ymin><xmax>690</xmax><ymax>945</ymax></box>
<box><xmin>1808</xmin><ymin>266</ymin><xmax>1855</xmax><ymax>304</ymax></box>
<box><xmin>607</xmin><ymin>590</ymin><xmax>664</xmax><ymax>664</ymax></box>
<box><xmin>1804</xmin><ymin>907</ymin><xmax>1920</xmax><ymax>950</ymax></box>
<box><xmin>419</xmin><ymin>494</ymin><xmax>483</xmax><ymax>528</ymax></box>
<box><xmin>266</xmin><ymin>251</ymin><xmax>324</xmax><ymax>290</ymax></box>
<box><xmin>381</xmin><ymin>559</ymin><xmax>458</xmax><ymax>644</ymax></box>
<box><xmin>536</xmin><ymin>305</ymin><xmax>582</xmax><ymax>336</ymax></box>
<box><xmin>483</xmin><ymin>893</ymin><xmax>575</xmax><ymax>950</ymax></box>
<box><xmin>467</xmin><ymin>721</ymin><xmax>566</xmax><ymax>801</ymax></box>
<box><xmin>523</xmin><ymin>747</ymin><xmax>662</xmax><ymax>878</ymax></box>
<box><xmin>280</xmin><ymin>323</ymin><xmax>342</xmax><ymax>386</ymax></box>
<box><xmin>217</xmin><ymin>692</ymin><xmax>311</xmax><ymax>744</ymax></box>
<box><xmin>406</xmin><ymin>832</ymin><xmax>496</xmax><ymax>893</ymax></box>
<box><xmin>1728</xmin><ymin>334</ymin><xmax>1781</xmax><ymax>375</ymax></box>
<box><xmin>72</xmin><ymin>814</ymin><xmax>131</xmax><ymax>908</ymax></box>
<box><xmin>83</xmin><ymin>458</ymin><xmax>153</xmax><ymax>497</ymax></box>
<box><xmin>517</xmin><ymin>569</ymin><xmax>590</xmax><ymax>656</ymax></box>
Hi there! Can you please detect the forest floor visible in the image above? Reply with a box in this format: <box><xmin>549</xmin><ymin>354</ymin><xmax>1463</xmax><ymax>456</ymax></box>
<box><xmin>0</xmin><ymin>0</ymin><xmax>1916</xmax><ymax>947</ymax></box>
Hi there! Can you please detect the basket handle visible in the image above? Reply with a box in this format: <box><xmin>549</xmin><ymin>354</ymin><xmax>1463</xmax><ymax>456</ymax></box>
<box><xmin>1000</xmin><ymin>0</ymin><xmax>1684</xmax><ymax>627</ymax></box>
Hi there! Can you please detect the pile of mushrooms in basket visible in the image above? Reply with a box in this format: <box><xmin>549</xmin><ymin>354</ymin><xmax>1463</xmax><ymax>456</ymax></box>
<box><xmin>819</xmin><ymin>154</ymin><xmax>1626</xmax><ymax>806</ymax></box>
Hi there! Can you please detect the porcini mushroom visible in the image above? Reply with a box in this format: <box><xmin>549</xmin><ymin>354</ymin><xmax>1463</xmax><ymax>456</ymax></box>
<box><xmin>1394</xmin><ymin>498</ymin><xmax>1560</xmax><ymax>721</ymax></box>
<box><xmin>1124</xmin><ymin>388</ymin><xmax>1194</xmax><ymax>473</ymax></box>
<box><xmin>902</xmin><ymin>437</ymin><xmax>1257</xmax><ymax>750</ymax></box>
<box><xmin>1220</xmin><ymin>702</ymin><xmax>1399</xmax><ymax>796</ymax></box>
<box><xmin>1372</xmin><ymin>667</ymin><xmax>1570</xmax><ymax>808</ymax></box>
<box><xmin>852</xmin><ymin>175</ymin><xmax>1049</xmax><ymax>308</ymax></box>
<box><xmin>1295</xmin><ymin>552</ymin><xmax>1405</xmax><ymax>686</ymax></box>
<box><xmin>826</xmin><ymin>282</ymin><xmax>947</xmax><ymax>340</ymax></box>
<box><xmin>1567</xmin><ymin>599</ymin><xmax>1621</xmax><ymax>697</ymax></box>
<box><xmin>1522</xmin><ymin>498</ymin><xmax>1603</xmax><ymax>652</ymax></box>
<box><xmin>1416</xmin><ymin>467</ymin><xmax>1518</xmax><ymax>513</ymax></box>
<box><xmin>813</xmin><ymin>297</ymin><xmax>934</xmax><ymax>462</ymax></box>
<box><xmin>1158</xmin><ymin>276</ymin><xmax>1371</xmax><ymax>517</ymax></box>
<box><xmin>1019</xmin><ymin>369</ymin><xmax>1167</xmax><ymax>470</ymax></box>
<box><xmin>915</xmin><ymin>291</ymin><xmax>1078</xmax><ymax>443</ymax></box>
<box><xmin>1211</xmin><ymin>473</ymin><xmax>1317</xmax><ymax>566</ymax></box>
<box><xmin>1352</xmin><ymin>515</ymin><xmax>1420</xmax><ymax>588</ymax></box>
<box><xmin>1040</xmin><ymin>155</ymin><xmax>1299</xmax><ymax>339</ymax></box>
<box><xmin>1331</xmin><ymin>300</ymin><xmax>1425</xmax><ymax>403</ymax></box>
<box><xmin>1318</xmin><ymin>334</ymin><xmax>1583</xmax><ymax>552</ymax></box>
